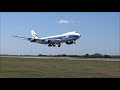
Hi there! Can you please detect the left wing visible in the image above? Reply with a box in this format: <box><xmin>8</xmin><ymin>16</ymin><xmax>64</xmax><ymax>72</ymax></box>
<box><xmin>13</xmin><ymin>35</ymin><xmax>45</xmax><ymax>43</ymax></box>
<box><xmin>12</xmin><ymin>35</ymin><xmax>30</xmax><ymax>39</ymax></box>
<box><xmin>12</xmin><ymin>35</ymin><xmax>32</xmax><ymax>40</ymax></box>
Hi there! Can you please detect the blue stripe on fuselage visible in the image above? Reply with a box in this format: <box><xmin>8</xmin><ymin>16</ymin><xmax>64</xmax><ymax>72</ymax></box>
<box><xmin>42</xmin><ymin>35</ymin><xmax>78</xmax><ymax>44</ymax></box>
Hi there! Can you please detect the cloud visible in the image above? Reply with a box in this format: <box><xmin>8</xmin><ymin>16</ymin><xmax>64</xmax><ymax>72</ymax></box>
<box><xmin>57</xmin><ymin>19</ymin><xmax>70</xmax><ymax>24</ymax></box>
<box><xmin>56</xmin><ymin>19</ymin><xmax>80</xmax><ymax>24</ymax></box>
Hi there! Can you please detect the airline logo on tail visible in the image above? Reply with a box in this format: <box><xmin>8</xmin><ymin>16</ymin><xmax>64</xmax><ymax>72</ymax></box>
<box><xmin>31</xmin><ymin>30</ymin><xmax>39</xmax><ymax>39</ymax></box>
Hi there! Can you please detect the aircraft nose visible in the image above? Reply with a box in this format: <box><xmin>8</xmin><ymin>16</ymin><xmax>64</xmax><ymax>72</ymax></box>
<box><xmin>76</xmin><ymin>34</ymin><xmax>81</xmax><ymax>39</ymax></box>
<box><xmin>79</xmin><ymin>34</ymin><xmax>81</xmax><ymax>37</ymax></box>
<box><xmin>77</xmin><ymin>34</ymin><xmax>81</xmax><ymax>38</ymax></box>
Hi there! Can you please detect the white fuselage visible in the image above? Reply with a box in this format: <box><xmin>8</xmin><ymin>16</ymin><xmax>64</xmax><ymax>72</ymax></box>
<box><xmin>39</xmin><ymin>31</ymin><xmax>81</xmax><ymax>44</ymax></box>
<box><xmin>13</xmin><ymin>30</ymin><xmax>81</xmax><ymax>47</ymax></box>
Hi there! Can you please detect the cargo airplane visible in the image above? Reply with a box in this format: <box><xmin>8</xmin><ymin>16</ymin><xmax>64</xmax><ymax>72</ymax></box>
<box><xmin>13</xmin><ymin>30</ymin><xmax>81</xmax><ymax>47</ymax></box>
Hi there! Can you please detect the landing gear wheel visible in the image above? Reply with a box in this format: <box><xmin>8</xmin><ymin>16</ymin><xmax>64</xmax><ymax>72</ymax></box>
<box><xmin>48</xmin><ymin>44</ymin><xmax>52</xmax><ymax>47</ymax></box>
<box><xmin>58</xmin><ymin>44</ymin><xmax>61</xmax><ymax>47</ymax></box>
<box><xmin>53</xmin><ymin>44</ymin><xmax>56</xmax><ymax>47</ymax></box>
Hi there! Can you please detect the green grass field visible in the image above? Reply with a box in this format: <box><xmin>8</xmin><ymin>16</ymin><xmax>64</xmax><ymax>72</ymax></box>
<box><xmin>0</xmin><ymin>57</ymin><xmax>120</xmax><ymax>78</ymax></box>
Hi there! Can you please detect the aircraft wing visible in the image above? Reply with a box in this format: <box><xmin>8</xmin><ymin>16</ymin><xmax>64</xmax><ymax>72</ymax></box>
<box><xmin>12</xmin><ymin>35</ymin><xmax>33</xmax><ymax>41</ymax></box>
<box><xmin>12</xmin><ymin>35</ymin><xmax>30</xmax><ymax>39</ymax></box>
<box><xmin>48</xmin><ymin>39</ymin><xmax>62</xmax><ymax>44</ymax></box>
<box><xmin>13</xmin><ymin>35</ymin><xmax>45</xmax><ymax>43</ymax></box>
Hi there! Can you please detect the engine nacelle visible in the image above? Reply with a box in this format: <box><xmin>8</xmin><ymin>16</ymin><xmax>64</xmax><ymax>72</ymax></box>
<box><xmin>66</xmin><ymin>41</ymin><xmax>73</xmax><ymax>44</ymax></box>
<box><xmin>47</xmin><ymin>40</ymin><xmax>55</xmax><ymax>44</ymax></box>
<box><xmin>48</xmin><ymin>40</ymin><xmax>51</xmax><ymax>43</ymax></box>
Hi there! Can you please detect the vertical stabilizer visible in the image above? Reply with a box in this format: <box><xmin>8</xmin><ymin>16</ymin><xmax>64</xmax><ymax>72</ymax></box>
<box><xmin>31</xmin><ymin>30</ymin><xmax>39</xmax><ymax>39</ymax></box>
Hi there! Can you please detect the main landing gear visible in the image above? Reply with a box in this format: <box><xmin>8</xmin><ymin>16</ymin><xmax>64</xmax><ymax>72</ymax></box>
<box><xmin>48</xmin><ymin>43</ymin><xmax>61</xmax><ymax>47</ymax></box>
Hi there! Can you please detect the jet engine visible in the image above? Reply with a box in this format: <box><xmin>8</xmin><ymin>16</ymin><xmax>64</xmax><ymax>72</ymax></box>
<box><xmin>66</xmin><ymin>41</ymin><xmax>73</xmax><ymax>44</ymax></box>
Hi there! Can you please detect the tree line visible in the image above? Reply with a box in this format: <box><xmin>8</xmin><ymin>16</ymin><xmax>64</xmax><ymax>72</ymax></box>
<box><xmin>38</xmin><ymin>53</ymin><xmax>120</xmax><ymax>58</ymax></box>
<box><xmin>1</xmin><ymin>53</ymin><xmax>119</xmax><ymax>58</ymax></box>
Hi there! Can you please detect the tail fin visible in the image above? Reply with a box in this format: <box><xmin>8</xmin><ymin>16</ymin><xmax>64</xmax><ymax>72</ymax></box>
<box><xmin>31</xmin><ymin>30</ymin><xmax>39</xmax><ymax>39</ymax></box>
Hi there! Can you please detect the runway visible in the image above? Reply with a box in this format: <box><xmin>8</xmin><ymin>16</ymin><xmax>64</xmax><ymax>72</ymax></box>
<box><xmin>0</xmin><ymin>56</ymin><xmax>120</xmax><ymax>61</ymax></box>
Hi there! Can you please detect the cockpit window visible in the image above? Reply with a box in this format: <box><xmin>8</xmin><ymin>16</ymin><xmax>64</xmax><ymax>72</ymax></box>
<box><xmin>72</xmin><ymin>31</ymin><xmax>78</xmax><ymax>33</ymax></box>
